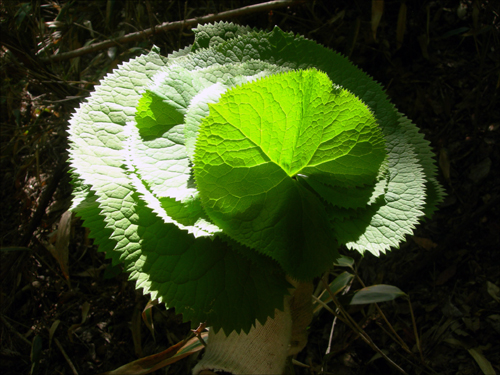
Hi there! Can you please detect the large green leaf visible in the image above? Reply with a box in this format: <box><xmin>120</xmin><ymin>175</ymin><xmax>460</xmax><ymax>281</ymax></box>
<box><xmin>194</xmin><ymin>69</ymin><xmax>385</xmax><ymax>279</ymax></box>
<box><xmin>68</xmin><ymin>46</ymin><xmax>290</xmax><ymax>333</ymax></box>
<box><xmin>73</xmin><ymin>188</ymin><xmax>289</xmax><ymax>334</ymax></box>
<box><xmin>68</xmin><ymin>22</ymin><xmax>444</xmax><ymax>335</ymax></box>
<box><xmin>203</xmin><ymin>25</ymin><xmax>443</xmax><ymax>254</ymax></box>
<box><xmin>127</xmin><ymin>61</ymin><xmax>289</xmax><ymax>235</ymax></box>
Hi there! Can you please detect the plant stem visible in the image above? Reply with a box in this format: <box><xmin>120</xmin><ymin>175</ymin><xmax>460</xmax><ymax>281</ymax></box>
<box><xmin>407</xmin><ymin>297</ymin><xmax>425</xmax><ymax>363</ymax></box>
<box><xmin>353</xmin><ymin>268</ymin><xmax>412</xmax><ymax>354</ymax></box>
<box><xmin>321</xmin><ymin>279</ymin><xmax>408</xmax><ymax>375</ymax></box>
<box><xmin>191</xmin><ymin>322</ymin><xmax>207</xmax><ymax>347</ymax></box>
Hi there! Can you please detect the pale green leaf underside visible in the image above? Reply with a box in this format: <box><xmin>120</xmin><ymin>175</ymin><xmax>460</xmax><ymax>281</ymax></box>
<box><xmin>192</xmin><ymin>22</ymin><xmax>254</xmax><ymax>51</ymax></box>
<box><xmin>68</xmin><ymin>45</ymin><xmax>290</xmax><ymax>333</ymax></box>
<box><xmin>127</xmin><ymin>61</ymin><xmax>289</xmax><ymax>236</ymax></box>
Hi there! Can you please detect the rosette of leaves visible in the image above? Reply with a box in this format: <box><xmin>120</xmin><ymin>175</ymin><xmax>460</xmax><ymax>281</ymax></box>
<box><xmin>68</xmin><ymin>22</ymin><xmax>444</xmax><ymax>334</ymax></box>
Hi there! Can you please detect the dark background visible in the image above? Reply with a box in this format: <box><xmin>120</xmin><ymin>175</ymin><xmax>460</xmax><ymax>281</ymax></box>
<box><xmin>1</xmin><ymin>1</ymin><xmax>499</xmax><ymax>374</ymax></box>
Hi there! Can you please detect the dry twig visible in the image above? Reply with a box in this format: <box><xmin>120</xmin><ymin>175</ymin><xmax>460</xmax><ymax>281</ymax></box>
<box><xmin>42</xmin><ymin>0</ymin><xmax>301</xmax><ymax>63</ymax></box>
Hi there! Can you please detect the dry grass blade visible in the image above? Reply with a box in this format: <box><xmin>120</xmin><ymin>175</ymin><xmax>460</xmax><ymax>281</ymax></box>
<box><xmin>396</xmin><ymin>2</ymin><xmax>407</xmax><ymax>49</ymax></box>
<box><xmin>99</xmin><ymin>332</ymin><xmax>209</xmax><ymax>375</ymax></box>
<box><xmin>371</xmin><ymin>0</ymin><xmax>384</xmax><ymax>41</ymax></box>
<box><xmin>443</xmin><ymin>338</ymin><xmax>497</xmax><ymax>375</ymax></box>
<box><xmin>48</xmin><ymin>319</ymin><xmax>61</xmax><ymax>349</ymax></box>
<box><xmin>67</xmin><ymin>301</ymin><xmax>91</xmax><ymax>342</ymax></box>
<box><xmin>131</xmin><ymin>296</ymin><xmax>144</xmax><ymax>358</ymax></box>
<box><xmin>142</xmin><ymin>299</ymin><xmax>158</xmax><ymax>341</ymax></box>
<box><xmin>53</xmin><ymin>210</ymin><xmax>72</xmax><ymax>280</ymax></box>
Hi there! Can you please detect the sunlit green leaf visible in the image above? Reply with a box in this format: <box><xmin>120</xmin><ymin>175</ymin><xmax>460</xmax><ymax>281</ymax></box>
<box><xmin>68</xmin><ymin>22</ymin><xmax>443</xmax><ymax>334</ymax></box>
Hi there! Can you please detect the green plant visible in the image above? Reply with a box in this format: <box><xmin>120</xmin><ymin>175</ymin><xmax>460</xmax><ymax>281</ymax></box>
<box><xmin>68</xmin><ymin>22</ymin><xmax>444</xmax><ymax>335</ymax></box>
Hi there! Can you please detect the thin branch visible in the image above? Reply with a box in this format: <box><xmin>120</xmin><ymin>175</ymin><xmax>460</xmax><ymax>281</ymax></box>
<box><xmin>42</xmin><ymin>0</ymin><xmax>301</xmax><ymax>63</ymax></box>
